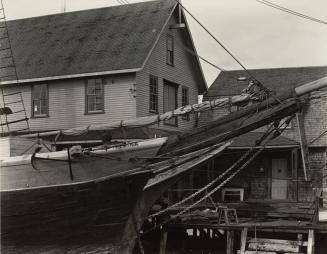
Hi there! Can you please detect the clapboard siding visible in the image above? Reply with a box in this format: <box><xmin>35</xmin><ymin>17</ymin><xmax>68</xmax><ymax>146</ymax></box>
<box><xmin>0</xmin><ymin>9</ymin><xmax>207</xmax><ymax>134</ymax></box>
<box><xmin>136</xmin><ymin>13</ymin><xmax>201</xmax><ymax>132</ymax></box>
<box><xmin>1</xmin><ymin>74</ymin><xmax>136</xmax><ymax>132</ymax></box>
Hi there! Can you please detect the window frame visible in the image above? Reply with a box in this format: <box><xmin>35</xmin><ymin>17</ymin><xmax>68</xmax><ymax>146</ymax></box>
<box><xmin>166</xmin><ymin>34</ymin><xmax>174</xmax><ymax>66</ymax></box>
<box><xmin>149</xmin><ymin>75</ymin><xmax>159</xmax><ymax>113</ymax></box>
<box><xmin>85</xmin><ymin>78</ymin><xmax>105</xmax><ymax>114</ymax></box>
<box><xmin>31</xmin><ymin>83</ymin><xmax>49</xmax><ymax>118</ymax></box>
<box><xmin>181</xmin><ymin>86</ymin><xmax>190</xmax><ymax>121</ymax></box>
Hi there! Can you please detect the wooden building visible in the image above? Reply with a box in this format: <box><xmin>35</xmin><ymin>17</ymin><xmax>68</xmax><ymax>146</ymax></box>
<box><xmin>197</xmin><ymin>66</ymin><xmax>327</xmax><ymax>205</ymax></box>
<box><xmin>0</xmin><ymin>0</ymin><xmax>206</xmax><ymax>136</ymax></box>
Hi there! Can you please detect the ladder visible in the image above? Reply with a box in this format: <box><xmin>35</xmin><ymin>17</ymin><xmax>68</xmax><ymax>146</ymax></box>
<box><xmin>0</xmin><ymin>0</ymin><xmax>30</xmax><ymax>135</ymax></box>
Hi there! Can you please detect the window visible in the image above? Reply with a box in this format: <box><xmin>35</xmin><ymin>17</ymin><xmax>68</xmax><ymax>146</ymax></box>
<box><xmin>149</xmin><ymin>75</ymin><xmax>158</xmax><ymax>113</ymax></box>
<box><xmin>163</xmin><ymin>80</ymin><xmax>178</xmax><ymax>126</ymax></box>
<box><xmin>85</xmin><ymin>78</ymin><xmax>104</xmax><ymax>114</ymax></box>
<box><xmin>32</xmin><ymin>84</ymin><xmax>48</xmax><ymax>117</ymax></box>
<box><xmin>181</xmin><ymin>86</ymin><xmax>189</xmax><ymax>121</ymax></box>
<box><xmin>166</xmin><ymin>35</ymin><xmax>174</xmax><ymax>66</ymax></box>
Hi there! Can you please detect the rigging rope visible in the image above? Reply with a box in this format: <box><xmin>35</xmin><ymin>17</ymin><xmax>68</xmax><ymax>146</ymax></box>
<box><xmin>173</xmin><ymin>0</ymin><xmax>257</xmax><ymax>81</ymax></box>
<box><xmin>148</xmin><ymin>116</ymin><xmax>292</xmax><ymax>219</ymax></box>
<box><xmin>173</xmin><ymin>0</ymin><xmax>282</xmax><ymax>105</ymax></box>
<box><xmin>108</xmin><ymin>116</ymin><xmax>294</xmax><ymax>251</ymax></box>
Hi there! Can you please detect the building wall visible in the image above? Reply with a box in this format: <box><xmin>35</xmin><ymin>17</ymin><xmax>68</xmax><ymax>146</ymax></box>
<box><xmin>199</xmin><ymin>90</ymin><xmax>327</xmax><ymax>202</ymax></box>
<box><xmin>282</xmin><ymin>89</ymin><xmax>327</xmax><ymax>147</ymax></box>
<box><xmin>0</xmin><ymin>74</ymin><xmax>137</xmax><ymax>132</ymax></box>
<box><xmin>135</xmin><ymin>13</ymin><xmax>201</xmax><ymax>132</ymax></box>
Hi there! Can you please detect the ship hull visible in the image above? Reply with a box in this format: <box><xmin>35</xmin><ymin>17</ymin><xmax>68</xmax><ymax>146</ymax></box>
<box><xmin>0</xmin><ymin>137</ymin><xmax>167</xmax><ymax>190</ymax></box>
<box><xmin>1</xmin><ymin>168</ymin><xmax>152</xmax><ymax>249</ymax></box>
<box><xmin>0</xmin><ymin>138</ymin><xmax>165</xmax><ymax>251</ymax></box>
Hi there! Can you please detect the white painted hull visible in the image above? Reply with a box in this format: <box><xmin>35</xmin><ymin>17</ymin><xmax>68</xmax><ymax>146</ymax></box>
<box><xmin>0</xmin><ymin>137</ymin><xmax>167</xmax><ymax>190</ymax></box>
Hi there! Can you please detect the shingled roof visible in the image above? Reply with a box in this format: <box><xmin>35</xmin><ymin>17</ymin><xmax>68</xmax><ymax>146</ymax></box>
<box><xmin>0</xmin><ymin>0</ymin><xmax>180</xmax><ymax>83</ymax></box>
<box><xmin>230</xmin><ymin>132</ymin><xmax>299</xmax><ymax>149</ymax></box>
<box><xmin>206</xmin><ymin>66</ymin><xmax>327</xmax><ymax>97</ymax></box>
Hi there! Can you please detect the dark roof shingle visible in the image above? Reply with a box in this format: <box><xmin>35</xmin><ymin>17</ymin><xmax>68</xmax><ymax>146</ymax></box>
<box><xmin>206</xmin><ymin>66</ymin><xmax>327</xmax><ymax>98</ymax></box>
<box><xmin>0</xmin><ymin>0</ymin><xmax>176</xmax><ymax>81</ymax></box>
<box><xmin>230</xmin><ymin>132</ymin><xmax>299</xmax><ymax>148</ymax></box>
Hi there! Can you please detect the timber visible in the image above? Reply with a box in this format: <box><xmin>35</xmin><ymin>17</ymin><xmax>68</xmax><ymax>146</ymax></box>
<box><xmin>160</xmin><ymin>98</ymin><xmax>300</xmax><ymax>155</ymax></box>
<box><xmin>226</xmin><ymin>230</ymin><xmax>235</xmax><ymax>254</ymax></box>
<box><xmin>159</xmin><ymin>228</ymin><xmax>168</xmax><ymax>254</ymax></box>
<box><xmin>240</xmin><ymin>227</ymin><xmax>248</xmax><ymax>254</ymax></box>
<box><xmin>296</xmin><ymin>112</ymin><xmax>310</xmax><ymax>180</ymax></box>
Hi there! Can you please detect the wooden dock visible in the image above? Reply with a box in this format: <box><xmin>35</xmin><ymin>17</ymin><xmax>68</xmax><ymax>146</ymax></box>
<box><xmin>155</xmin><ymin>201</ymin><xmax>327</xmax><ymax>254</ymax></box>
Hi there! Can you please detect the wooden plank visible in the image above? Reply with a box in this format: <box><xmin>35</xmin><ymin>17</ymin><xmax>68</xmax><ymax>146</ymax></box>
<box><xmin>248</xmin><ymin>242</ymin><xmax>299</xmax><ymax>253</ymax></box>
<box><xmin>244</xmin><ymin>252</ymin><xmax>277</xmax><ymax>254</ymax></box>
<box><xmin>307</xmin><ymin>229</ymin><xmax>315</xmax><ymax>254</ymax></box>
<box><xmin>237</xmin><ymin>251</ymin><xmax>277</xmax><ymax>254</ymax></box>
<box><xmin>226</xmin><ymin>230</ymin><xmax>234</xmax><ymax>254</ymax></box>
<box><xmin>240</xmin><ymin>227</ymin><xmax>248</xmax><ymax>254</ymax></box>
<box><xmin>159</xmin><ymin>228</ymin><xmax>168</xmax><ymax>254</ymax></box>
<box><xmin>248</xmin><ymin>237</ymin><xmax>307</xmax><ymax>246</ymax></box>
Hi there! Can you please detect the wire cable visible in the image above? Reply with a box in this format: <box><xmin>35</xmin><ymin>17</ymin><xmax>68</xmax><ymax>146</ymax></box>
<box><xmin>256</xmin><ymin>0</ymin><xmax>327</xmax><ymax>25</ymax></box>
<box><xmin>173</xmin><ymin>0</ymin><xmax>284</xmax><ymax>105</ymax></box>
<box><xmin>173</xmin><ymin>0</ymin><xmax>258</xmax><ymax>81</ymax></box>
<box><xmin>173</xmin><ymin>37</ymin><xmax>225</xmax><ymax>71</ymax></box>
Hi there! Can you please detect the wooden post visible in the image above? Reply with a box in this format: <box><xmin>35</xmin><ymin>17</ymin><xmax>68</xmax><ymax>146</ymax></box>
<box><xmin>226</xmin><ymin>230</ymin><xmax>234</xmax><ymax>254</ymax></box>
<box><xmin>296</xmin><ymin>112</ymin><xmax>310</xmax><ymax>181</ymax></box>
<box><xmin>159</xmin><ymin>228</ymin><xmax>168</xmax><ymax>254</ymax></box>
<box><xmin>240</xmin><ymin>227</ymin><xmax>248</xmax><ymax>254</ymax></box>
<box><xmin>307</xmin><ymin>229</ymin><xmax>315</xmax><ymax>254</ymax></box>
<box><xmin>292</xmin><ymin>148</ymin><xmax>298</xmax><ymax>201</ymax></box>
<box><xmin>314</xmin><ymin>192</ymin><xmax>320</xmax><ymax>224</ymax></box>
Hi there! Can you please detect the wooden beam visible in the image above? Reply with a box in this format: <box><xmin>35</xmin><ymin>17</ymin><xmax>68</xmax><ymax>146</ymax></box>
<box><xmin>307</xmin><ymin>229</ymin><xmax>315</xmax><ymax>254</ymax></box>
<box><xmin>162</xmin><ymin>99</ymin><xmax>300</xmax><ymax>156</ymax></box>
<box><xmin>292</xmin><ymin>149</ymin><xmax>299</xmax><ymax>201</ymax></box>
<box><xmin>296</xmin><ymin>112</ymin><xmax>309</xmax><ymax>181</ymax></box>
<box><xmin>226</xmin><ymin>230</ymin><xmax>234</xmax><ymax>254</ymax></box>
<box><xmin>159</xmin><ymin>228</ymin><xmax>168</xmax><ymax>254</ymax></box>
<box><xmin>240</xmin><ymin>227</ymin><xmax>248</xmax><ymax>254</ymax></box>
<box><xmin>248</xmin><ymin>242</ymin><xmax>299</xmax><ymax>253</ymax></box>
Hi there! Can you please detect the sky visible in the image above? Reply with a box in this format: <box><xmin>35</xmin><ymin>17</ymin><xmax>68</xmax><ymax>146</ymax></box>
<box><xmin>3</xmin><ymin>0</ymin><xmax>327</xmax><ymax>85</ymax></box>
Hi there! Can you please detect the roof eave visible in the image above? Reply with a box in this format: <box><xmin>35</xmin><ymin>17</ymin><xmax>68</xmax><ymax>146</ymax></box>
<box><xmin>0</xmin><ymin>68</ymin><xmax>141</xmax><ymax>85</ymax></box>
<box><xmin>228</xmin><ymin>145</ymin><xmax>299</xmax><ymax>149</ymax></box>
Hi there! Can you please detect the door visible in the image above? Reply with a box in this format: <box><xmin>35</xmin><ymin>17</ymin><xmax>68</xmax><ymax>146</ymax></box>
<box><xmin>271</xmin><ymin>158</ymin><xmax>288</xmax><ymax>199</ymax></box>
<box><xmin>163</xmin><ymin>81</ymin><xmax>178</xmax><ymax>126</ymax></box>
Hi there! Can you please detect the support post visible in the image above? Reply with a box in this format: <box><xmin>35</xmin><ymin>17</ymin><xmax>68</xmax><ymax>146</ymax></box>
<box><xmin>307</xmin><ymin>229</ymin><xmax>315</xmax><ymax>254</ymax></box>
<box><xmin>296</xmin><ymin>112</ymin><xmax>310</xmax><ymax>181</ymax></box>
<box><xmin>226</xmin><ymin>230</ymin><xmax>234</xmax><ymax>254</ymax></box>
<box><xmin>66</xmin><ymin>147</ymin><xmax>73</xmax><ymax>180</ymax></box>
<box><xmin>159</xmin><ymin>228</ymin><xmax>168</xmax><ymax>254</ymax></box>
<box><xmin>240</xmin><ymin>227</ymin><xmax>248</xmax><ymax>254</ymax></box>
